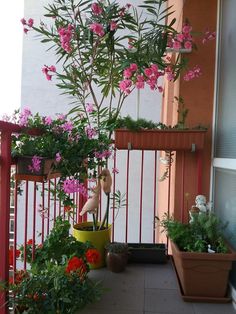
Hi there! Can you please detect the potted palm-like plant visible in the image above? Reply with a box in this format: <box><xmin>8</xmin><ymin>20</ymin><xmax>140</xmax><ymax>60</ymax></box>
<box><xmin>160</xmin><ymin>208</ymin><xmax>236</xmax><ymax>302</ymax></box>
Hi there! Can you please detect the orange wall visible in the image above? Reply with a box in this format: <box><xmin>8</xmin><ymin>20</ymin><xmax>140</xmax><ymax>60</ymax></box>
<box><xmin>157</xmin><ymin>0</ymin><xmax>217</xmax><ymax>238</ymax></box>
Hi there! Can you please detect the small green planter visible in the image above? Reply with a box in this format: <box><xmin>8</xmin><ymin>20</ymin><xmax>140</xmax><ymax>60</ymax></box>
<box><xmin>128</xmin><ymin>243</ymin><xmax>167</xmax><ymax>264</ymax></box>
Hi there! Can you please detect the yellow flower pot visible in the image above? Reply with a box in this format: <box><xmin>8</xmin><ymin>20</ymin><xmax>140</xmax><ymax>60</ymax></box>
<box><xmin>73</xmin><ymin>222</ymin><xmax>111</xmax><ymax>269</ymax></box>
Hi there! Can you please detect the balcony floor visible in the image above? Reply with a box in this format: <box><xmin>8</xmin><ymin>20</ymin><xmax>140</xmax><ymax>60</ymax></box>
<box><xmin>80</xmin><ymin>260</ymin><xmax>235</xmax><ymax>314</ymax></box>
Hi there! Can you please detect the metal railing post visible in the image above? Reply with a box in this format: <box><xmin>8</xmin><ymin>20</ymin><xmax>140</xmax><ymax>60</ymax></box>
<box><xmin>0</xmin><ymin>130</ymin><xmax>12</xmax><ymax>314</ymax></box>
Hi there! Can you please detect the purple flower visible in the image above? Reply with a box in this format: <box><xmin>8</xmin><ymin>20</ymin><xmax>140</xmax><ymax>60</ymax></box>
<box><xmin>62</xmin><ymin>121</ymin><xmax>73</xmax><ymax>132</ymax></box>
<box><xmin>85</xmin><ymin>103</ymin><xmax>94</xmax><ymax>113</ymax></box>
<box><xmin>44</xmin><ymin>116</ymin><xmax>52</xmax><ymax>125</ymax></box>
<box><xmin>85</xmin><ymin>125</ymin><xmax>97</xmax><ymax>139</ymax></box>
<box><xmin>28</xmin><ymin>156</ymin><xmax>41</xmax><ymax>173</ymax></box>
<box><xmin>55</xmin><ymin>152</ymin><xmax>62</xmax><ymax>162</ymax></box>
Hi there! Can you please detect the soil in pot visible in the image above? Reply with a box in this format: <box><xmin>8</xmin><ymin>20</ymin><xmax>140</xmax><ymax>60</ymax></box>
<box><xmin>106</xmin><ymin>252</ymin><xmax>128</xmax><ymax>273</ymax></box>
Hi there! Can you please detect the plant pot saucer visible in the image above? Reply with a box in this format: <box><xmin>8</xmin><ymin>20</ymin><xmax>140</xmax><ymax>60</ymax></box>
<box><xmin>171</xmin><ymin>257</ymin><xmax>232</xmax><ymax>303</ymax></box>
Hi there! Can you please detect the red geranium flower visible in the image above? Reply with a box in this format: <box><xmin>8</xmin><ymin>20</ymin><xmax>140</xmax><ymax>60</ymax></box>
<box><xmin>66</xmin><ymin>256</ymin><xmax>84</xmax><ymax>273</ymax></box>
<box><xmin>27</xmin><ymin>239</ymin><xmax>33</xmax><ymax>245</ymax></box>
<box><xmin>85</xmin><ymin>248</ymin><xmax>101</xmax><ymax>264</ymax></box>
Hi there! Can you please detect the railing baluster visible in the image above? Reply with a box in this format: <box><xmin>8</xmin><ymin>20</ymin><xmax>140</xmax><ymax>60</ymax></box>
<box><xmin>139</xmin><ymin>150</ymin><xmax>144</xmax><ymax>243</ymax></box>
<box><xmin>125</xmin><ymin>150</ymin><xmax>130</xmax><ymax>243</ymax></box>
<box><xmin>153</xmin><ymin>151</ymin><xmax>157</xmax><ymax>243</ymax></box>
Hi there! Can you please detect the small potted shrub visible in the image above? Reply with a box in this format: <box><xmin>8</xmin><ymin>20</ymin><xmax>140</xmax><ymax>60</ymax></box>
<box><xmin>105</xmin><ymin>242</ymin><xmax>129</xmax><ymax>273</ymax></box>
<box><xmin>161</xmin><ymin>211</ymin><xmax>236</xmax><ymax>301</ymax></box>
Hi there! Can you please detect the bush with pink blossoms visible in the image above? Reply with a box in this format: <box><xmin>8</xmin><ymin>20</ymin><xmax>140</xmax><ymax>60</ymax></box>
<box><xmin>23</xmin><ymin>0</ymin><xmax>194</xmax><ymax>135</ymax></box>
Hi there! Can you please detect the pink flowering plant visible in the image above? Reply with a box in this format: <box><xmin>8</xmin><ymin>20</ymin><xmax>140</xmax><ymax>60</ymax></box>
<box><xmin>11</xmin><ymin>107</ymin><xmax>111</xmax><ymax>207</ymax></box>
<box><xmin>21</xmin><ymin>0</ymin><xmax>197</xmax><ymax>135</ymax></box>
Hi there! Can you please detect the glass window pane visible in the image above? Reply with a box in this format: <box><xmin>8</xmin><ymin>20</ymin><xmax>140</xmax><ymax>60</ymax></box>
<box><xmin>215</xmin><ymin>0</ymin><xmax>236</xmax><ymax>158</ymax></box>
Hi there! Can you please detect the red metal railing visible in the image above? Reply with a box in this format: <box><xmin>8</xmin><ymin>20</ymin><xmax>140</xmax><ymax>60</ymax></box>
<box><xmin>0</xmin><ymin>121</ymin><xmax>204</xmax><ymax>314</ymax></box>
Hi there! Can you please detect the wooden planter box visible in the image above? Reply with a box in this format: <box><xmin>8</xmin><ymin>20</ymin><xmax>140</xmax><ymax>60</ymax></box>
<box><xmin>114</xmin><ymin>129</ymin><xmax>207</xmax><ymax>151</ymax></box>
<box><xmin>171</xmin><ymin>240</ymin><xmax>236</xmax><ymax>302</ymax></box>
<box><xmin>128</xmin><ymin>243</ymin><xmax>167</xmax><ymax>263</ymax></box>
<box><xmin>15</xmin><ymin>156</ymin><xmax>60</xmax><ymax>182</ymax></box>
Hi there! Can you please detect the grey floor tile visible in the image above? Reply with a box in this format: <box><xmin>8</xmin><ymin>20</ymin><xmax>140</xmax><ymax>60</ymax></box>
<box><xmin>193</xmin><ymin>302</ymin><xmax>236</xmax><ymax>314</ymax></box>
<box><xmin>144</xmin><ymin>262</ymin><xmax>178</xmax><ymax>290</ymax></box>
<box><xmin>145</xmin><ymin>288</ymin><xmax>195</xmax><ymax>314</ymax></box>
<box><xmin>80</xmin><ymin>310</ymin><xmax>143</xmax><ymax>314</ymax></box>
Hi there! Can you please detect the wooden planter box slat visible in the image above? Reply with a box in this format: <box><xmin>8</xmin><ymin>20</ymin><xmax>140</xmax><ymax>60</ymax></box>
<box><xmin>128</xmin><ymin>243</ymin><xmax>167</xmax><ymax>263</ymax></box>
<box><xmin>115</xmin><ymin>129</ymin><xmax>207</xmax><ymax>151</ymax></box>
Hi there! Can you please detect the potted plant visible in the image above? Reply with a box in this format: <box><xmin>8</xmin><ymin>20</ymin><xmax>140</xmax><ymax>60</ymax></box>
<box><xmin>6</xmin><ymin>217</ymin><xmax>102</xmax><ymax>313</ymax></box>
<box><xmin>160</xmin><ymin>210</ymin><xmax>236</xmax><ymax>301</ymax></box>
<box><xmin>105</xmin><ymin>242</ymin><xmax>129</xmax><ymax>273</ymax></box>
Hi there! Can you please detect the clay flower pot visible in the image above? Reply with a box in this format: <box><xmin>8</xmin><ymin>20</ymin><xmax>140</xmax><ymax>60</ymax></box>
<box><xmin>105</xmin><ymin>242</ymin><xmax>128</xmax><ymax>273</ymax></box>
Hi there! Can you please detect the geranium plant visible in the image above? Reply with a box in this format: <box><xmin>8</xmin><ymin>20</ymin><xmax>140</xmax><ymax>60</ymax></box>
<box><xmin>7</xmin><ymin>217</ymin><xmax>102</xmax><ymax>313</ymax></box>
<box><xmin>10</xmin><ymin>107</ymin><xmax>111</xmax><ymax>207</ymax></box>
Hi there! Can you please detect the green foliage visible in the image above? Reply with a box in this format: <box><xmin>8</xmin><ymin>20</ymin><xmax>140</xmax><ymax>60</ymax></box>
<box><xmin>115</xmin><ymin>115</ymin><xmax>168</xmax><ymax>130</ymax></box>
<box><xmin>10</xmin><ymin>217</ymin><xmax>102</xmax><ymax>313</ymax></box>
<box><xmin>20</xmin><ymin>217</ymin><xmax>91</xmax><ymax>269</ymax></box>
<box><xmin>160</xmin><ymin>212</ymin><xmax>228</xmax><ymax>253</ymax></box>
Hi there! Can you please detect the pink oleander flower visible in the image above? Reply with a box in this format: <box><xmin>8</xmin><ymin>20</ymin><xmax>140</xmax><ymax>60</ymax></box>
<box><xmin>151</xmin><ymin>64</ymin><xmax>158</xmax><ymax>73</ymax></box>
<box><xmin>144</xmin><ymin>68</ymin><xmax>153</xmax><ymax>78</ymax></box>
<box><xmin>119</xmin><ymin>79</ymin><xmax>132</xmax><ymax>95</ymax></box>
<box><xmin>136</xmin><ymin>75</ymin><xmax>145</xmax><ymax>89</ymax></box>
<box><xmin>158</xmin><ymin>86</ymin><xmax>164</xmax><ymax>93</ymax></box>
<box><xmin>110</xmin><ymin>20</ymin><xmax>118</xmax><ymax>31</ymax></box>
<box><xmin>89</xmin><ymin>23</ymin><xmax>105</xmax><ymax>37</ymax></box>
<box><xmin>173</xmin><ymin>40</ymin><xmax>181</xmax><ymax>50</ymax></box>
<box><xmin>42</xmin><ymin>65</ymin><xmax>56</xmax><ymax>81</ymax></box>
<box><xmin>27</xmin><ymin>18</ymin><xmax>34</xmax><ymax>28</ymax></box>
<box><xmin>85</xmin><ymin>103</ymin><xmax>94</xmax><ymax>113</ymax></box>
<box><xmin>20</xmin><ymin>18</ymin><xmax>26</xmax><ymax>25</ymax></box>
<box><xmin>202</xmin><ymin>30</ymin><xmax>216</xmax><ymax>44</ymax></box>
<box><xmin>85</xmin><ymin>125</ymin><xmax>97</xmax><ymax>139</ymax></box>
<box><xmin>165</xmin><ymin>66</ymin><xmax>175</xmax><ymax>82</ymax></box>
<box><xmin>112</xmin><ymin>167</ymin><xmax>119</xmax><ymax>174</ymax></box>
<box><xmin>91</xmin><ymin>3</ymin><xmax>103</xmax><ymax>15</ymax></box>
<box><xmin>182</xmin><ymin>24</ymin><xmax>192</xmax><ymax>34</ymax></box>
<box><xmin>44</xmin><ymin>116</ymin><xmax>52</xmax><ymax>125</ymax></box>
<box><xmin>184</xmin><ymin>41</ymin><xmax>192</xmax><ymax>50</ymax></box>
<box><xmin>28</xmin><ymin>156</ymin><xmax>41</xmax><ymax>173</ymax></box>
<box><xmin>58</xmin><ymin>25</ymin><xmax>73</xmax><ymax>53</ymax></box>
<box><xmin>23</xmin><ymin>28</ymin><xmax>29</xmax><ymax>34</ymax></box>
<box><xmin>183</xmin><ymin>66</ymin><xmax>202</xmax><ymax>81</ymax></box>
<box><xmin>55</xmin><ymin>152</ymin><xmax>62</xmax><ymax>162</ymax></box>
<box><xmin>62</xmin><ymin>121</ymin><xmax>73</xmax><ymax>132</ymax></box>
<box><xmin>176</xmin><ymin>33</ymin><xmax>185</xmax><ymax>42</ymax></box>
<box><xmin>129</xmin><ymin>63</ymin><xmax>138</xmax><ymax>72</ymax></box>
<box><xmin>123</xmin><ymin>68</ymin><xmax>133</xmax><ymax>78</ymax></box>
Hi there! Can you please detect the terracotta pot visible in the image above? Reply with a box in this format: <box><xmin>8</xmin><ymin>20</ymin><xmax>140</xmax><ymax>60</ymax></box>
<box><xmin>171</xmin><ymin>240</ymin><xmax>236</xmax><ymax>298</ymax></box>
<box><xmin>114</xmin><ymin>129</ymin><xmax>207</xmax><ymax>151</ymax></box>
<box><xmin>106</xmin><ymin>252</ymin><xmax>128</xmax><ymax>273</ymax></box>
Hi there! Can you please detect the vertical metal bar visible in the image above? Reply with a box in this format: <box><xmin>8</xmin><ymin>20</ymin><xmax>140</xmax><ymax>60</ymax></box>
<box><xmin>197</xmin><ymin>151</ymin><xmax>203</xmax><ymax>194</ymax></box>
<box><xmin>53</xmin><ymin>178</ymin><xmax>57</xmax><ymax>224</ymax></box>
<box><xmin>13</xmin><ymin>177</ymin><xmax>19</xmax><ymax>277</ymax></box>
<box><xmin>47</xmin><ymin>180</ymin><xmax>51</xmax><ymax>235</ymax></box>
<box><xmin>41</xmin><ymin>182</ymin><xmax>45</xmax><ymax>243</ymax></box>
<box><xmin>139</xmin><ymin>150</ymin><xmax>144</xmax><ymax>243</ymax></box>
<box><xmin>112</xmin><ymin>149</ymin><xmax>117</xmax><ymax>242</ymax></box>
<box><xmin>75</xmin><ymin>191</ymin><xmax>79</xmax><ymax>223</ymax></box>
<box><xmin>181</xmin><ymin>151</ymin><xmax>185</xmax><ymax>223</ymax></box>
<box><xmin>0</xmin><ymin>131</ymin><xmax>11</xmax><ymax>314</ymax></box>
<box><xmin>125</xmin><ymin>150</ymin><xmax>130</xmax><ymax>243</ymax></box>
<box><xmin>32</xmin><ymin>182</ymin><xmax>37</xmax><ymax>260</ymax></box>
<box><xmin>153</xmin><ymin>151</ymin><xmax>157</xmax><ymax>243</ymax></box>
<box><xmin>23</xmin><ymin>181</ymin><xmax>29</xmax><ymax>270</ymax></box>
<box><xmin>166</xmin><ymin>151</ymin><xmax>172</xmax><ymax>253</ymax></box>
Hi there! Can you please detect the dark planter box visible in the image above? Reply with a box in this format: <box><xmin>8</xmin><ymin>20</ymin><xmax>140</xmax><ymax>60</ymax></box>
<box><xmin>15</xmin><ymin>156</ymin><xmax>60</xmax><ymax>182</ymax></box>
<box><xmin>128</xmin><ymin>243</ymin><xmax>167</xmax><ymax>263</ymax></box>
<box><xmin>115</xmin><ymin>129</ymin><xmax>207</xmax><ymax>151</ymax></box>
